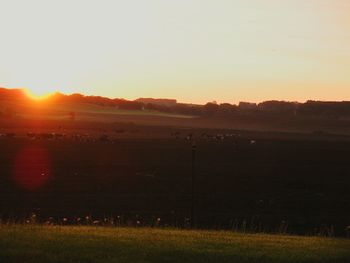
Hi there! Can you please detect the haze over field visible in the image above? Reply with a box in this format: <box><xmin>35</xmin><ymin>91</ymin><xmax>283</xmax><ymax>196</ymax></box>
<box><xmin>1</xmin><ymin>0</ymin><xmax>350</xmax><ymax>103</ymax></box>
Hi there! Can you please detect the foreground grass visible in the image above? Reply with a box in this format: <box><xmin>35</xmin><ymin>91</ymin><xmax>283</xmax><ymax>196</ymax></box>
<box><xmin>0</xmin><ymin>225</ymin><xmax>349</xmax><ymax>263</ymax></box>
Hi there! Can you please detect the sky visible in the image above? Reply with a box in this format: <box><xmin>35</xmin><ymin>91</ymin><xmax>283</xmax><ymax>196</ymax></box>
<box><xmin>0</xmin><ymin>0</ymin><xmax>349</xmax><ymax>104</ymax></box>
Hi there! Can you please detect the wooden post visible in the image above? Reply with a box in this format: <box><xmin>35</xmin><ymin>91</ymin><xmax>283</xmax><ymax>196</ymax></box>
<box><xmin>190</xmin><ymin>141</ymin><xmax>196</xmax><ymax>228</ymax></box>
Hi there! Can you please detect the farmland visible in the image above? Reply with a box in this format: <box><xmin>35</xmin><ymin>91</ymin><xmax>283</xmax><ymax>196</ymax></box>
<box><xmin>0</xmin><ymin>119</ymin><xmax>349</xmax><ymax>236</ymax></box>
<box><xmin>0</xmin><ymin>93</ymin><xmax>350</xmax><ymax>262</ymax></box>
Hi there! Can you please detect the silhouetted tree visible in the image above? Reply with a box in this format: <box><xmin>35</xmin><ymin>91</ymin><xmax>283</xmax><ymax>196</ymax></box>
<box><xmin>203</xmin><ymin>102</ymin><xmax>219</xmax><ymax>116</ymax></box>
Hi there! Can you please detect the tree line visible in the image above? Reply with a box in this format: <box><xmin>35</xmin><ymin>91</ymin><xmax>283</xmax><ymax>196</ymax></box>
<box><xmin>1</xmin><ymin>88</ymin><xmax>350</xmax><ymax>119</ymax></box>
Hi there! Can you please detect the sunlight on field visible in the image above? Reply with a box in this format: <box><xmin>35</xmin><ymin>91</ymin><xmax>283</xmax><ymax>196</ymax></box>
<box><xmin>0</xmin><ymin>225</ymin><xmax>349</xmax><ymax>263</ymax></box>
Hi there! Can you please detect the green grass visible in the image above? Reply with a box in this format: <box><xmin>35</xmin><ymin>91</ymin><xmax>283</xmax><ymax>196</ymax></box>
<box><xmin>0</xmin><ymin>225</ymin><xmax>349</xmax><ymax>263</ymax></box>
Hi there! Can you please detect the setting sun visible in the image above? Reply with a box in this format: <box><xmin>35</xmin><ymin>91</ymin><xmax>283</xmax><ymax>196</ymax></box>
<box><xmin>24</xmin><ymin>88</ymin><xmax>55</xmax><ymax>101</ymax></box>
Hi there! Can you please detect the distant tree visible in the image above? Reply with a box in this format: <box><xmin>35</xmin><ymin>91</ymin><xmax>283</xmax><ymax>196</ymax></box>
<box><xmin>218</xmin><ymin>103</ymin><xmax>238</xmax><ymax>116</ymax></box>
<box><xmin>238</xmin><ymin>102</ymin><xmax>257</xmax><ymax>111</ymax></box>
<box><xmin>203</xmin><ymin>102</ymin><xmax>219</xmax><ymax>116</ymax></box>
<box><xmin>118</xmin><ymin>101</ymin><xmax>144</xmax><ymax>110</ymax></box>
<box><xmin>298</xmin><ymin>101</ymin><xmax>350</xmax><ymax>118</ymax></box>
<box><xmin>145</xmin><ymin>103</ymin><xmax>172</xmax><ymax>112</ymax></box>
<box><xmin>258</xmin><ymin>101</ymin><xmax>298</xmax><ymax>116</ymax></box>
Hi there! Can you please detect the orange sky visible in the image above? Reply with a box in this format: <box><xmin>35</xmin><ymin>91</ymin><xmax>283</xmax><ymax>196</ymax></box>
<box><xmin>0</xmin><ymin>0</ymin><xmax>349</xmax><ymax>104</ymax></box>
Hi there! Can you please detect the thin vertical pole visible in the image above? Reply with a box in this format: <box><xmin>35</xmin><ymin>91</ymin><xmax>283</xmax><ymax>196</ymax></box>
<box><xmin>190</xmin><ymin>141</ymin><xmax>196</xmax><ymax>228</ymax></box>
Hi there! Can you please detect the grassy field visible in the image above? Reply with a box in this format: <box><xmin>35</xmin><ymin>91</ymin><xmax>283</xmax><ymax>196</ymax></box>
<box><xmin>0</xmin><ymin>225</ymin><xmax>349</xmax><ymax>263</ymax></box>
<box><xmin>1</xmin><ymin>98</ymin><xmax>195</xmax><ymax>120</ymax></box>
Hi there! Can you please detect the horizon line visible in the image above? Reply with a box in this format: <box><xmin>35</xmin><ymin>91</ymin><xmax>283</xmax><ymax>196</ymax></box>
<box><xmin>1</xmin><ymin>86</ymin><xmax>350</xmax><ymax>106</ymax></box>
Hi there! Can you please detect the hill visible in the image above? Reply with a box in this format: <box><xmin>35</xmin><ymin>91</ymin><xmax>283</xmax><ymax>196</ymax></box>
<box><xmin>0</xmin><ymin>87</ymin><xmax>195</xmax><ymax>123</ymax></box>
<box><xmin>2</xmin><ymin>87</ymin><xmax>350</xmax><ymax>134</ymax></box>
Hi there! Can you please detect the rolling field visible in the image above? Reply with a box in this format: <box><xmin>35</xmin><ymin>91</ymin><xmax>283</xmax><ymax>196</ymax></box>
<box><xmin>0</xmin><ymin>98</ymin><xmax>195</xmax><ymax>119</ymax></box>
<box><xmin>0</xmin><ymin>225</ymin><xmax>349</xmax><ymax>263</ymax></box>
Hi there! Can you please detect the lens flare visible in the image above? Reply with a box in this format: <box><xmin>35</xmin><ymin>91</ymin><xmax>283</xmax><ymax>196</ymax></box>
<box><xmin>13</xmin><ymin>146</ymin><xmax>52</xmax><ymax>190</ymax></box>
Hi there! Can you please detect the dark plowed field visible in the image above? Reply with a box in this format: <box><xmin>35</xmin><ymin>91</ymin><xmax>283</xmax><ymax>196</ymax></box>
<box><xmin>0</xmin><ymin>130</ymin><xmax>349</xmax><ymax>236</ymax></box>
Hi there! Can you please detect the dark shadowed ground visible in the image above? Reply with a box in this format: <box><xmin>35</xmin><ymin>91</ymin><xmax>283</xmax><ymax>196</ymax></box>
<box><xmin>0</xmin><ymin>119</ymin><xmax>349</xmax><ymax>236</ymax></box>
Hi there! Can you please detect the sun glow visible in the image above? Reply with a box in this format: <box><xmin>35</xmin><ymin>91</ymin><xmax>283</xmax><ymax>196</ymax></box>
<box><xmin>24</xmin><ymin>88</ymin><xmax>55</xmax><ymax>101</ymax></box>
